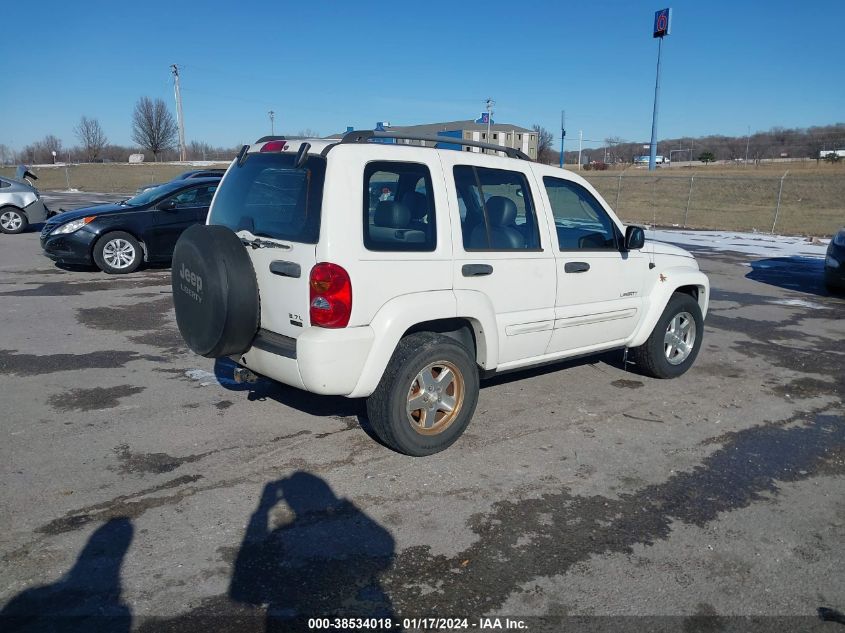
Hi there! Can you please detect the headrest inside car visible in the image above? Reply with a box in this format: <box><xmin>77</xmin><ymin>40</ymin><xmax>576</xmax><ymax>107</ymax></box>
<box><xmin>400</xmin><ymin>191</ymin><xmax>428</xmax><ymax>220</ymax></box>
<box><xmin>485</xmin><ymin>196</ymin><xmax>518</xmax><ymax>227</ymax></box>
<box><xmin>374</xmin><ymin>201</ymin><xmax>411</xmax><ymax>228</ymax></box>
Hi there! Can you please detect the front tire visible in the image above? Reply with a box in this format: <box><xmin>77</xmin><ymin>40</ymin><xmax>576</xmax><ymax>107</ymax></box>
<box><xmin>629</xmin><ymin>292</ymin><xmax>704</xmax><ymax>379</ymax></box>
<box><xmin>93</xmin><ymin>231</ymin><xmax>142</xmax><ymax>274</ymax></box>
<box><xmin>0</xmin><ymin>207</ymin><xmax>28</xmax><ymax>234</ymax></box>
<box><xmin>366</xmin><ymin>332</ymin><xmax>480</xmax><ymax>456</ymax></box>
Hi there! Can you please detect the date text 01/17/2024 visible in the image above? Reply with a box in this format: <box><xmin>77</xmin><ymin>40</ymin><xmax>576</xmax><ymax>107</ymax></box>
<box><xmin>307</xmin><ymin>617</ymin><xmax>528</xmax><ymax>630</ymax></box>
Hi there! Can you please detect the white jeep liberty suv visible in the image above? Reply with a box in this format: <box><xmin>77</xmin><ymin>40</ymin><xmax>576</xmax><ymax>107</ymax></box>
<box><xmin>172</xmin><ymin>131</ymin><xmax>709</xmax><ymax>456</ymax></box>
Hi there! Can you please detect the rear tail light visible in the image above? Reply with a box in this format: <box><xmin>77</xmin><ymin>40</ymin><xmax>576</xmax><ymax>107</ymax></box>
<box><xmin>309</xmin><ymin>263</ymin><xmax>352</xmax><ymax>328</ymax></box>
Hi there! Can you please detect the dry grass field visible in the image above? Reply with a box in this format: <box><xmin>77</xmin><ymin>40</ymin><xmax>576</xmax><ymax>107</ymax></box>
<box><xmin>572</xmin><ymin>162</ymin><xmax>845</xmax><ymax>236</ymax></box>
<box><xmin>2</xmin><ymin>160</ymin><xmax>842</xmax><ymax>236</ymax></box>
<box><xmin>0</xmin><ymin>163</ymin><xmax>229</xmax><ymax>194</ymax></box>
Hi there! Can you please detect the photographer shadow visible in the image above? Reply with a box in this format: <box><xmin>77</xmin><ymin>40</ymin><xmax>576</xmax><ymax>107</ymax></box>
<box><xmin>229</xmin><ymin>472</ymin><xmax>397</xmax><ymax>631</ymax></box>
<box><xmin>0</xmin><ymin>518</ymin><xmax>133</xmax><ymax>633</ymax></box>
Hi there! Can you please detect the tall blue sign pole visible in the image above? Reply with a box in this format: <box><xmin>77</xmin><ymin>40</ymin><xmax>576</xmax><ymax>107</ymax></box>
<box><xmin>649</xmin><ymin>8</ymin><xmax>671</xmax><ymax>171</ymax></box>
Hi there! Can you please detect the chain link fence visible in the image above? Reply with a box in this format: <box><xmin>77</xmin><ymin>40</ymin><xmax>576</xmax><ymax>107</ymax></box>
<box><xmin>583</xmin><ymin>172</ymin><xmax>845</xmax><ymax>236</ymax></box>
<box><xmin>2</xmin><ymin>164</ymin><xmax>843</xmax><ymax>236</ymax></box>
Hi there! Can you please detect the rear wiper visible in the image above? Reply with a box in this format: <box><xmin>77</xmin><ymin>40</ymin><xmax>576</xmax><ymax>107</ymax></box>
<box><xmin>240</xmin><ymin>237</ymin><xmax>289</xmax><ymax>250</ymax></box>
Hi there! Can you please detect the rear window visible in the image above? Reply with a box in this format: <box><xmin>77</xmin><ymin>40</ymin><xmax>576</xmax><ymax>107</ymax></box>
<box><xmin>209</xmin><ymin>152</ymin><xmax>325</xmax><ymax>243</ymax></box>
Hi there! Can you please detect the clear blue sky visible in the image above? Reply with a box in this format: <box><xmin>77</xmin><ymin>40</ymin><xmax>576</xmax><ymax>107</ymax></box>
<box><xmin>2</xmin><ymin>0</ymin><xmax>843</xmax><ymax>152</ymax></box>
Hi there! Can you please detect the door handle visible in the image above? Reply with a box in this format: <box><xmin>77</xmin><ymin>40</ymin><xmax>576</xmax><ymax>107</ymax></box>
<box><xmin>269</xmin><ymin>260</ymin><xmax>301</xmax><ymax>278</ymax></box>
<box><xmin>564</xmin><ymin>261</ymin><xmax>590</xmax><ymax>273</ymax></box>
<box><xmin>462</xmin><ymin>264</ymin><xmax>493</xmax><ymax>277</ymax></box>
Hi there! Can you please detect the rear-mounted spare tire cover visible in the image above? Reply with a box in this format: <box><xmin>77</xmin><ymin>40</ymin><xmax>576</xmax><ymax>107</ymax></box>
<box><xmin>171</xmin><ymin>224</ymin><xmax>259</xmax><ymax>358</ymax></box>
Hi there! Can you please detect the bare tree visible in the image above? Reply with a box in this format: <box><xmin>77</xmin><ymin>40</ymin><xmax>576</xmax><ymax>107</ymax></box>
<box><xmin>297</xmin><ymin>128</ymin><xmax>321</xmax><ymax>139</ymax></box>
<box><xmin>532</xmin><ymin>124</ymin><xmax>555</xmax><ymax>163</ymax></box>
<box><xmin>43</xmin><ymin>135</ymin><xmax>63</xmax><ymax>162</ymax></box>
<box><xmin>602</xmin><ymin>136</ymin><xmax>626</xmax><ymax>163</ymax></box>
<box><xmin>74</xmin><ymin>116</ymin><xmax>108</xmax><ymax>162</ymax></box>
<box><xmin>21</xmin><ymin>135</ymin><xmax>63</xmax><ymax>164</ymax></box>
<box><xmin>187</xmin><ymin>140</ymin><xmax>212</xmax><ymax>160</ymax></box>
<box><xmin>131</xmin><ymin>97</ymin><xmax>178</xmax><ymax>161</ymax></box>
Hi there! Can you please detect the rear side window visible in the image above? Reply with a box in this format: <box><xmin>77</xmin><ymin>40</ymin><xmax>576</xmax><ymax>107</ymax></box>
<box><xmin>363</xmin><ymin>161</ymin><xmax>436</xmax><ymax>252</ymax></box>
<box><xmin>209</xmin><ymin>153</ymin><xmax>325</xmax><ymax>243</ymax></box>
<box><xmin>168</xmin><ymin>184</ymin><xmax>217</xmax><ymax>207</ymax></box>
<box><xmin>453</xmin><ymin>165</ymin><xmax>540</xmax><ymax>251</ymax></box>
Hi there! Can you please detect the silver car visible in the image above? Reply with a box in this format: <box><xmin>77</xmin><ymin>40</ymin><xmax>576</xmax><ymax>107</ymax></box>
<box><xmin>0</xmin><ymin>168</ymin><xmax>50</xmax><ymax>234</ymax></box>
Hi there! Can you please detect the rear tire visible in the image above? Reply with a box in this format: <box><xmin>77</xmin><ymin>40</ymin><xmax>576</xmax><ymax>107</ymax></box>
<box><xmin>629</xmin><ymin>292</ymin><xmax>704</xmax><ymax>379</ymax></box>
<box><xmin>0</xmin><ymin>207</ymin><xmax>27</xmax><ymax>234</ymax></box>
<box><xmin>366</xmin><ymin>332</ymin><xmax>479</xmax><ymax>456</ymax></box>
<box><xmin>93</xmin><ymin>231</ymin><xmax>142</xmax><ymax>274</ymax></box>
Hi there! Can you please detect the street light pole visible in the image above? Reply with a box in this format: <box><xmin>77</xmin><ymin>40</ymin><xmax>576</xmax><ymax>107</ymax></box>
<box><xmin>485</xmin><ymin>98</ymin><xmax>494</xmax><ymax>152</ymax></box>
<box><xmin>171</xmin><ymin>64</ymin><xmax>187</xmax><ymax>162</ymax></box>
<box><xmin>578</xmin><ymin>130</ymin><xmax>583</xmax><ymax>171</ymax></box>
<box><xmin>269</xmin><ymin>110</ymin><xmax>275</xmax><ymax>136</ymax></box>
<box><xmin>744</xmin><ymin>125</ymin><xmax>750</xmax><ymax>165</ymax></box>
<box><xmin>559</xmin><ymin>110</ymin><xmax>566</xmax><ymax>168</ymax></box>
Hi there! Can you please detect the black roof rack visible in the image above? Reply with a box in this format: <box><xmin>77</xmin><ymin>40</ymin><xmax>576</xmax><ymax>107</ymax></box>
<box><xmin>332</xmin><ymin>130</ymin><xmax>530</xmax><ymax>161</ymax></box>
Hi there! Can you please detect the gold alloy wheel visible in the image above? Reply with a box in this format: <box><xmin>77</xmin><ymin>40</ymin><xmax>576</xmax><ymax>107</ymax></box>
<box><xmin>406</xmin><ymin>360</ymin><xmax>465</xmax><ymax>435</ymax></box>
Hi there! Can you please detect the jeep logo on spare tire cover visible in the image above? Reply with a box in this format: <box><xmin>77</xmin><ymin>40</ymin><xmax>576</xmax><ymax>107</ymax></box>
<box><xmin>171</xmin><ymin>224</ymin><xmax>260</xmax><ymax>358</ymax></box>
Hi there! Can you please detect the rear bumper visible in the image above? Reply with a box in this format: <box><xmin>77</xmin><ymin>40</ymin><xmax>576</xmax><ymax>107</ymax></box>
<box><xmin>24</xmin><ymin>199</ymin><xmax>49</xmax><ymax>224</ymax></box>
<box><xmin>237</xmin><ymin>326</ymin><xmax>375</xmax><ymax>396</ymax></box>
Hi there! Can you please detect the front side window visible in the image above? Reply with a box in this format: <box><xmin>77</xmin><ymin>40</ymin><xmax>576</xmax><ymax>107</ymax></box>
<box><xmin>363</xmin><ymin>161</ymin><xmax>436</xmax><ymax>252</ymax></box>
<box><xmin>209</xmin><ymin>152</ymin><xmax>325</xmax><ymax>243</ymax></box>
<box><xmin>543</xmin><ymin>177</ymin><xmax>618</xmax><ymax>250</ymax></box>
<box><xmin>454</xmin><ymin>165</ymin><xmax>540</xmax><ymax>251</ymax></box>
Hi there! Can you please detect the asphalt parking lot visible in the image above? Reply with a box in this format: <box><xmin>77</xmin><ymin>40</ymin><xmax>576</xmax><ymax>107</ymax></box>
<box><xmin>1</xmin><ymin>193</ymin><xmax>843</xmax><ymax>631</ymax></box>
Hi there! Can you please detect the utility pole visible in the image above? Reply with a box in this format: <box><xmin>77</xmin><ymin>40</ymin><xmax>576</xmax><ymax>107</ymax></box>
<box><xmin>578</xmin><ymin>130</ymin><xmax>583</xmax><ymax>170</ymax></box>
<box><xmin>559</xmin><ymin>110</ymin><xmax>566</xmax><ymax>168</ymax></box>
<box><xmin>269</xmin><ymin>110</ymin><xmax>275</xmax><ymax>136</ymax></box>
<box><xmin>744</xmin><ymin>125</ymin><xmax>750</xmax><ymax>166</ymax></box>
<box><xmin>649</xmin><ymin>8</ymin><xmax>671</xmax><ymax>171</ymax></box>
<box><xmin>485</xmin><ymin>98</ymin><xmax>494</xmax><ymax>152</ymax></box>
<box><xmin>171</xmin><ymin>64</ymin><xmax>187</xmax><ymax>162</ymax></box>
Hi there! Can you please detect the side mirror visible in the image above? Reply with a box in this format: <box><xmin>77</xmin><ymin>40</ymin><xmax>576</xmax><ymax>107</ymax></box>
<box><xmin>624</xmin><ymin>225</ymin><xmax>645</xmax><ymax>250</ymax></box>
<box><xmin>157</xmin><ymin>199</ymin><xmax>177</xmax><ymax>211</ymax></box>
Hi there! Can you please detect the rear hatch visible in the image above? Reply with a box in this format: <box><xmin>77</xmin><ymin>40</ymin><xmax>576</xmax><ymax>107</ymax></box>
<box><xmin>208</xmin><ymin>150</ymin><xmax>326</xmax><ymax>340</ymax></box>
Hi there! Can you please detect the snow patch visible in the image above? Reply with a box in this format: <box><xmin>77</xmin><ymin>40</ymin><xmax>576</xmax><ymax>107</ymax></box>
<box><xmin>769</xmin><ymin>298</ymin><xmax>825</xmax><ymax>310</ymax></box>
<box><xmin>645</xmin><ymin>229</ymin><xmax>829</xmax><ymax>259</ymax></box>
<box><xmin>185</xmin><ymin>368</ymin><xmax>239</xmax><ymax>388</ymax></box>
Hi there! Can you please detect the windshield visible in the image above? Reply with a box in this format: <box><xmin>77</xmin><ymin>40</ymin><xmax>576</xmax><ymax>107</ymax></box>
<box><xmin>209</xmin><ymin>152</ymin><xmax>325</xmax><ymax>243</ymax></box>
<box><xmin>123</xmin><ymin>180</ymin><xmax>196</xmax><ymax>207</ymax></box>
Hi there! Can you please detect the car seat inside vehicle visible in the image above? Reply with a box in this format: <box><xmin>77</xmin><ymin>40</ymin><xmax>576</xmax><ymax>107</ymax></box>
<box><xmin>468</xmin><ymin>196</ymin><xmax>524</xmax><ymax>249</ymax></box>
<box><xmin>368</xmin><ymin>200</ymin><xmax>426</xmax><ymax>245</ymax></box>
